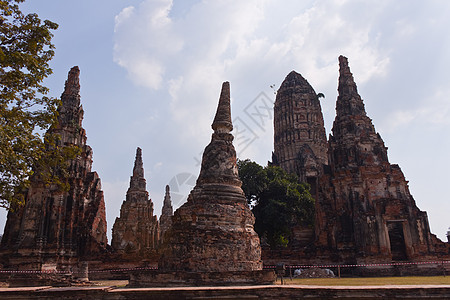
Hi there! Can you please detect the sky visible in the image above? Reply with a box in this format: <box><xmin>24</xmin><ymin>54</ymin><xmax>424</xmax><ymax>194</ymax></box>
<box><xmin>1</xmin><ymin>0</ymin><xmax>449</xmax><ymax>242</ymax></box>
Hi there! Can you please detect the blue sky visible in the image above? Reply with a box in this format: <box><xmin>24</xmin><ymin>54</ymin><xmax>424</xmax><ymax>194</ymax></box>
<box><xmin>2</xmin><ymin>0</ymin><xmax>449</xmax><ymax>242</ymax></box>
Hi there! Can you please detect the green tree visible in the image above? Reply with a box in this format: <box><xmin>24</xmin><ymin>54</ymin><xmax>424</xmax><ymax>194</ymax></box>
<box><xmin>0</xmin><ymin>0</ymin><xmax>59</xmax><ymax>209</ymax></box>
<box><xmin>237</xmin><ymin>159</ymin><xmax>266</xmax><ymax>207</ymax></box>
<box><xmin>237</xmin><ymin>159</ymin><xmax>315</xmax><ymax>249</ymax></box>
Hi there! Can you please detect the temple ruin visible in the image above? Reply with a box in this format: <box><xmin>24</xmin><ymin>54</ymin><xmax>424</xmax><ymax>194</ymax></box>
<box><xmin>315</xmin><ymin>56</ymin><xmax>448</xmax><ymax>264</ymax></box>
<box><xmin>111</xmin><ymin>147</ymin><xmax>159</xmax><ymax>258</ymax></box>
<box><xmin>0</xmin><ymin>67</ymin><xmax>108</xmax><ymax>273</ymax></box>
<box><xmin>0</xmin><ymin>56</ymin><xmax>448</xmax><ymax>285</ymax></box>
<box><xmin>271</xmin><ymin>56</ymin><xmax>450</xmax><ymax>269</ymax></box>
<box><xmin>128</xmin><ymin>82</ymin><xmax>274</xmax><ymax>286</ymax></box>
<box><xmin>159</xmin><ymin>185</ymin><xmax>173</xmax><ymax>243</ymax></box>
<box><xmin>159</xmin><ymin>82</ymin><xmax>262</xmax><ymax>273</ymax></box>
<box><xmin>272</xmin><ymin>71</ymin><xmax>328</xmax><ymax>199</ymax></box>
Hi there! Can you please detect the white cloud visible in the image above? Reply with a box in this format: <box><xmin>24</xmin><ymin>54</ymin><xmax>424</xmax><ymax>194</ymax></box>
<box><xmin>113</xmin><ymin>0</ymin><xmax>182</xmax><ymax>90</ymax></box>
<box><xmin>380</xmin><ymin>88</ymin><xmax>450</xmax><ymax>134</ymax></box>
<box><xmin>154</xmin><ymin>162</ymin><xmax>163</xmax><ymax>170</ymax></box>
<box><xmin>113</xmin><ymin>0</ymin><xmax>393</xmax><ymax>149</ymax></box>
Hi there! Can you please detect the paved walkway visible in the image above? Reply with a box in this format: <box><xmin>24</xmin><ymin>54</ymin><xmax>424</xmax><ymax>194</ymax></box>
<box><xmin>1</xmin><ymin>284</ymin><xmax>450</xmax><ymax>299</ymax></box>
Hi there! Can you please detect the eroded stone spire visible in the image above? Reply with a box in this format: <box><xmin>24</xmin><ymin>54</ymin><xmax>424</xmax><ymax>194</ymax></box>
<box><xmin>62</xmin><ymin>66</ymin><xmax>81</xmax><ymax>99</ymax></box>
<box><xmin>56</xmin><ymin>66</ymin><xmax>86</xmax><ymax>146</ymax></box>
<box><xmin>212</xmin><ymin>81</ymin><xmax>233</xmax><ymax>133</ymax></box>
<box><xmin>331</xmin><ymin>56</ymin><xmax>385</xmax><ymax>167</ymax></box>
<box><xmin>128</xmin><ymin>147</ymin><xmax>147</xmax><ymax>194</ymax></box>
<box><xmin>133</xmin><ymin>148</ymin><xmax>144</xmax><ymax>176</ymax></box>
<box><xmin>159</xmin><ymin>185</ymin><xmax>173</xmax><ymax>242</ymax></box>
<box><xmin>196</xmin><ymin>81</ymin><xmax>240</xmax><ymax>187</ymax></box>
<box><xmin>163</xmin><ymin>185</ymin><xmax>172</xmax><ymax>211</ymax></box>
<box><xmin>336</xmin><ymin>55</ymin><xmax>367</xmax><ymax>118</ymax></box>
<box><xmin>111</xmin><ymin>147</ymin><xmax>159</xmax><ymax>255</ymax></box>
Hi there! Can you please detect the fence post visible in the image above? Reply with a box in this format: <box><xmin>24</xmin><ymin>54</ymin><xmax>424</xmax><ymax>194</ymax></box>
<box><xmin>338</xmin><ymin>265</ymin><xmax>341</xmax><ymax>278</ymax></box>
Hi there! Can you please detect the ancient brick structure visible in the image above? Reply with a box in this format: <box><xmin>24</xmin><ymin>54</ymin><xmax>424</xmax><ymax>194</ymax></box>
<box><xmin>267</xmin><ymin>56</ymin><xmax>450</xmax><ymax>268</ymax></box>
<box><xmin>272</xmin><ymin>71</ymin><xmax>328</xmax><ymax>198</ymax></box>
<box><xmin>111</xmin><ymin>147</ymin><xmax>159</xmax><ymax>257</ymax></box>
<box><xmin>159</xmin><ymin>185</ymin><xmax>173</xmax><ymax>243</ymax></box>
<box><xmin>270</xmin><ymin>71</ymin><xmax>329</xmax><ymax>250</ymax></box>
<box><xmin>314</xmin><ymin>56</ymin><xmax>447</xmax><ymax>263</ymax></box>
<box><xmin>0</xmin><ymin>67</ymin><xmax>108</xmax><ymax>272</ymax></box>
<box><xmin>159</xmin><ymin>82</ymin><xmax>263</xmax><ymax>273</ymax></box>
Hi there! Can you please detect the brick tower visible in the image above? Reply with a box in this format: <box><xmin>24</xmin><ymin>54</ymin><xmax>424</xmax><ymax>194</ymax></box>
<box><xmin>111</xmin><ymin>147</ymin><xmax>159</xmax><ymax>257</ymax></box>
<box><xmin>315</xmin><ymin>56</ymin><xmax>444</xmax><ymax>263</ymax></box>
<box><xmin>272</xmin><ymin>71</ymin><xmax>328</xmax><ymax>197</ymax></box>
<box><xmin>1</xmin><ymin>67</ymin><xmax>108</xmax><ymax>272</ymax></box>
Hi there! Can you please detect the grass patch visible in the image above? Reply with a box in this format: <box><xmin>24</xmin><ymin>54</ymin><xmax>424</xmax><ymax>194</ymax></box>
<box><xmin>276</xmin><ymin>276</ymin><xmax>450</xmax><ymax>286</ymax></box>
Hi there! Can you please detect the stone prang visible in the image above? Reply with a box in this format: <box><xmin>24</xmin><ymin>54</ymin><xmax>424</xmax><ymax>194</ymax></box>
<box><xmin>266</xmin><ymin>56</ymin><xmax>450</xmax><ymax>274</ymax></box>
<box><xmin>159</xmin><ymin>185</ymin><xmax>173</xmax><ymax>243</ymax></box>
<box><xmin>1</xmin><ymin>66</ymin><xmax>108</xmax><ymax>272</ymax></box>
<box><xmin>315</xmin><ymin>56</ymin><xmax>444</xmax><ymax>263</ymax></box>
<box><xmin>159</xmin><ymin>82</ymin><xmax>262</xmax><ymax>273</ymax></box>
<box><xmin>111</xmin><ymin>147</ymin><xmax>159</xmax><ymax>257</ymax></box>
<box><xmin>272</xmin><ymin>71</ymin><xmax>328</xmax><ymax>199</ymax></box>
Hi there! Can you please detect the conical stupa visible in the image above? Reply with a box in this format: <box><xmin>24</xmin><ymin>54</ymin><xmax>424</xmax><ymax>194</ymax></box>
<box><xmin>159</xmin><ymin>82</ymin><xmax>262</xmax><ymax>273</ymax></box>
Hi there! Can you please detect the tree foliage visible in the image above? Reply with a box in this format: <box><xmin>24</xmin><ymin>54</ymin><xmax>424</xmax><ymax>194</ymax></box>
<box><xmin>0</xmin><ymin>0</ymin><xmax>59</xmax><ymax>209</ymax></box>
<box><xmin>237</xmin><ymin>159</ymin><xmax>315</xmax><ymax>249</ymax></box>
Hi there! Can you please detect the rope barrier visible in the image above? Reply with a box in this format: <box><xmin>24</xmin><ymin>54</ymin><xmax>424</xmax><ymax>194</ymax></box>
<box><xmin>0</xmin><ymin>266</ymin><xmax>158</xmax><ymax>274</ymax></box>
<box><xmin>0</xmin><ymin>261</ymin><xmax>448</xmax><ymax>274</ymax></box>
<box><xmin>264</xmin><ymin>260</ymin><xmax>450</xmax><ymax>269</ymax></box>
